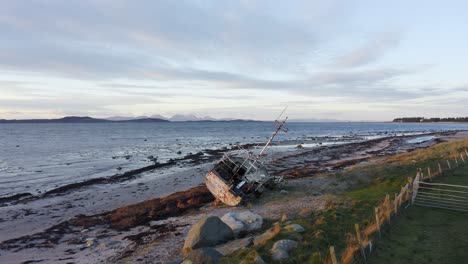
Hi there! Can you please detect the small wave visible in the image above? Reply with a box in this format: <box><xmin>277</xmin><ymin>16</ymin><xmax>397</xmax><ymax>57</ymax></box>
<box><xmin>406</xmin><ymin>136</ymin><xmax>435</xmax><ymax>144</ymax></box>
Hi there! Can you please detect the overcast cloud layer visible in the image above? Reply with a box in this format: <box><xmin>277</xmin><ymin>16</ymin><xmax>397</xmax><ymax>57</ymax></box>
<box><xmin>1</xmin><ymin>0</ymin><xmax>468</xmax><ymax>120</ymax></box>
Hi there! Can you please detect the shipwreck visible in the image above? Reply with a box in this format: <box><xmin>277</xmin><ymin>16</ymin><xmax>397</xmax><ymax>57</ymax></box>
<box><xmin>205</xmin><ymin>109</ymin><xmax>288</xmax><ymax>206</ymax></box>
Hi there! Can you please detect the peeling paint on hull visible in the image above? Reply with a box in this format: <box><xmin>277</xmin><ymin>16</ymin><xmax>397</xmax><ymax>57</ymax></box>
<box><xmin>205</xmin><ymin>171</ymin><xmax>242</xmax><ymax>206</ymax></box>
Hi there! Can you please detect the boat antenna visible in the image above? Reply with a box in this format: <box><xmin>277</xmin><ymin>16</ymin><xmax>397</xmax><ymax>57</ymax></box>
<box><xmin>257</xmin><ymin>106</ymin><xmax>288</xmax><ymax>158</ymax></box>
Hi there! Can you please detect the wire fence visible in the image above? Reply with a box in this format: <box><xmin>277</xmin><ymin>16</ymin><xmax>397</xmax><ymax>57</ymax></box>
<box><xmin>328</xmin><ymin>148</ymin><xmax>468</xmax><ymax>264</ymax></box>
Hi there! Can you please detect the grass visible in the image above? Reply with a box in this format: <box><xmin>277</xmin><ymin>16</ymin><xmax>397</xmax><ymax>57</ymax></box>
<box><xmin>220</xmin><ymin>139</ymin><xmax>468</xmax><ymax>263</ymax></box>
<box><xmin>369</xmin><ymin>165</ymin><xmax>468</xmax><ymax>264</ymax></box>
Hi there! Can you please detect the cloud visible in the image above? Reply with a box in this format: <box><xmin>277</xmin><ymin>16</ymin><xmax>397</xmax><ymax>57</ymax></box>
<box><xmin>0</xmin><ymin>93</ymin><xmax>161</xmax><ymax>114</ymax></box>
<box><xmin>0</xmin><ymin>1</ymin><xmax>348</xmax><ymax>80</ymax></box>
<box><xmin>0</xmin><ymin>1</ymin><xmax>465</xmax><ymax>120</ymax></box>
<box><xmin>335</xmin><ymin>32</ymin><xmax>401</xmax><ymax>68</ymax></box>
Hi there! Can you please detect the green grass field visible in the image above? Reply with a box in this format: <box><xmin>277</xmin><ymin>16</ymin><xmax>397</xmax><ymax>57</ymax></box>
<box><xmin>369</xmin><ymin>164</ymin><xmax>468</xmax><ymax>264</ymax></box>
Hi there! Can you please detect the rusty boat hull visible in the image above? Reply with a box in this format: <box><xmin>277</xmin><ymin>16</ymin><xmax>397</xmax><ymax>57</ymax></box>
<box><xmin>205</xmin><ymin>171</ymin><xmax>242</xmax><ymax>206</ymax></box>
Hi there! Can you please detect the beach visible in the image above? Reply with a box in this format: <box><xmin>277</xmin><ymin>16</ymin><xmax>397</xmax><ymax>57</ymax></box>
<box><xmin>1</xmin><ymin>129</ymin><xmax>467</xmax><ymax>263</ymax></box>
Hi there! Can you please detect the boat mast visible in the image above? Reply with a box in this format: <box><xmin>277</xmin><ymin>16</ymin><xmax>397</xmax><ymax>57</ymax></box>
<box><xmin>257</xmin><ymin>107</ymin><xmax>288</xmax><ymax>158</ymax></box>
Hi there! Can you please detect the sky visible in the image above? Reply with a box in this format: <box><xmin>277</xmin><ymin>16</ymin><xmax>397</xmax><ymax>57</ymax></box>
<box><xmin>1</xmin><ymin>0</ymin><xmax>468</xmax><ymax>121</ymax></box>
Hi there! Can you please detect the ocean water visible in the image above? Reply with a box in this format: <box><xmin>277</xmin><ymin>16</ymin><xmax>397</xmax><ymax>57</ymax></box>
<box><xmin>1</xmin><ymin>121</ymin><xmax>468</xmax><ymax>197</ymax></box>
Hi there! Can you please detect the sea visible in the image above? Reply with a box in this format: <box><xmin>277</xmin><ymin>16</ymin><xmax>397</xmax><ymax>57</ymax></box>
<box><xmin>1</xmin><ymin>121</ymin><xmax>468</xmax><ymax>198</ymax></box>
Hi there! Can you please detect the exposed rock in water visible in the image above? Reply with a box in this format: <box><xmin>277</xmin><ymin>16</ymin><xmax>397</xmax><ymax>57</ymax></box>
<box><xmin>270</xmin><ymin>239</ymin><xmax>298</xmax><ymax>260</ymax></box>
<box><xmin>183</xmin><ymin>216</ymin><xmax>234</xmax><ymax>255</ymax></box>
<box><xmin>0</xmin><ymin>192</ymin><xmax>33</xmax><ymax>204</ymax></box>
<box><xmin>220</xmin><ymin>211</ymin><xmax>263</xmax><ymax>237</ymax></box>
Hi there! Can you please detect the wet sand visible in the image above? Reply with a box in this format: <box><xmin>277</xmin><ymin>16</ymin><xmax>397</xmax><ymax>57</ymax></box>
<box><xmin>1</xmin><ymin>131</ymin><xmax>467</xmax><ymax>263</ymax></box>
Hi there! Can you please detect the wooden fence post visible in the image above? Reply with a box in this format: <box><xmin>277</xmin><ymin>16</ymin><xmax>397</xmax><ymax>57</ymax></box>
<box><xmin>405</xmin><ymin>177</ymin><xmax>412</xmax><ymax>203</ymax></box>
<box><xmin>385</xmin><ymin>194</ymin><xmax>391</xmax><ymax>222</ymax></box>
<box><xmin>394</xmin><ymin>193</ymin><xmax>398</xmax><ymax>214</ymax></box>
<box><xmin>427</xmin><ymin>167</ymin><xmax>432</xmax><ymax>181</ymax></box>
<box><xmin>447</xmin><ymin>160</ymin><xmax>452</xmax><ymax>170</ymax></box>
<box><xmin>374</xmin><ymin>207</ymin><xmax>381</xmax><ymax>239</ymax></box>
<box><xmin>455</xmin><ymin>156</ymin><xmax>459</xmax><ymax>166</ymax></box>
<box><xmin>465</xmin><ymin>149</ymin><xmax>468</xmax><ymax>158</ymax></box>
<box><xmin>355</xmin><ymin>223</ymin><xmax>366</xmax><ymax>261</ymax></box>
<box><xmin>330</xmin><ymin>246</ymin><xmax>338</xmax><ymax>264</ymax></box>
<box><xmin>399</xmin><ymin>187</ymin><xmax>404</xmax><ymax>207</ymax></box>
<box><xmin>461</xmin><ymin>153</ymin><xmax>466</xmax><ymax>164</ymax></box>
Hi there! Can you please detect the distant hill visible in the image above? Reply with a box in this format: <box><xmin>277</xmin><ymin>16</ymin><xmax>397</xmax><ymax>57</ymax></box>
<box><xmin>0</xmin><ymin>116</ymin><xmax>169</xmax><ymax>123</ymax></box>
<box><xmin>105</xmin><ymin>114</ymin><xmax>168</xmax><ymax>121</ymax></box>
<box><xmin>0</xmin><ymin>115</ymin><xmax>257</xmax><ymax>123</ymax></box>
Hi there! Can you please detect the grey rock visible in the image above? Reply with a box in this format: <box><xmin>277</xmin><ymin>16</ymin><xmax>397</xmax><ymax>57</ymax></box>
<box><xmin>183</xmin><ymin>216</ymin><xmax>234</xmax><ymax>254</ymax></box>
<box><xmin>270</xmin><ymin>240</ymin><xmax>298</xmax><ymax>261</ymax></box>
<box><xmin>285</xmin><ymin>224</ymin><xmax>305</xmax><ymax>233</ymax></box>
<box><xmin>215</xmin><ymin>236</ymin><xmax>253</xmax><ymax>256</ymax></box>
<box><xmin>185</xmin><ymin>248</ymin><xmax>223</xmax><ymax>264</ymax></box>
<box><xmin>221</xmin><ymin>211</ymin><xmax>263</xmax><ymax>237</ymax></box>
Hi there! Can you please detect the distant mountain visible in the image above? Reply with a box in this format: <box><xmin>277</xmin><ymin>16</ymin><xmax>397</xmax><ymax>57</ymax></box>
<box><xmin>150</xmin><ymin>114</ymin><xmax>169</xmax><ymax>120</ymax></box>
<box><xmin>105</xmin><ymin>116</ymin><xmax>144</xmax><ymax>121</ymax></box>
<box><xmin>288</xmin><ymin>118</ymin><xmax>350</xmax><ymax>122</ymax></box>
<box><xmin>169</xmin><ymin>114</ymin><xmax>229</xmax><ymax>121</ymax></box>
<box><xmin>0</xmin><ymin>116</ymin><xmax>169</xmax><ymax>123</ymax></box>
<box><xmin>123</xmin><ymin>118</ymin><xmax>170</xmax><ymax>123</ymax></box>
<box><xmin>169</xmin><ymin>114</ymin><xmax>203</xmax><ymax>121</ymax></box>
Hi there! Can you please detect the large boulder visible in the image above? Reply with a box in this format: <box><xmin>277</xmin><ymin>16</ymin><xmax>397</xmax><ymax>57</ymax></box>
<box><xmin>183</xmin><ymin>216</ymin><xmax>234</xmax><ymax>254</ymax></box>
<box><xmin>221</xmin><ymin>211</ymin><xmax>263</xmax><ymax>237</ymax></box>
<box><xmin>185</xmin><ymin>248</ymin><xmax>223</xmax><ymax>264</ymax></box>
<box><xmin>270</xmin><ymin>240</ymin><xmax>298</xmax><ymax>261</ymax></box>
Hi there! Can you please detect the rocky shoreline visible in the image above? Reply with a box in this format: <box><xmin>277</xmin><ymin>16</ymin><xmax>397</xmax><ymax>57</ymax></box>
<box><xmin>0</xmin><ymin>131</ymin><xmax>466</xmax><ymax>263</ymax></box>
